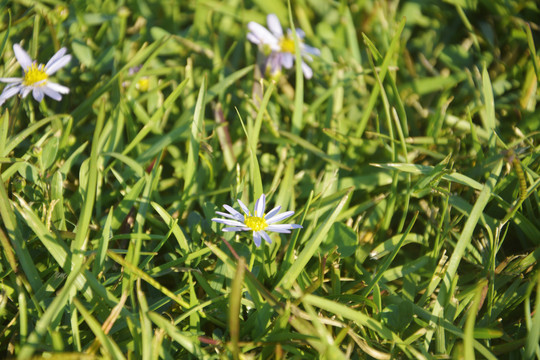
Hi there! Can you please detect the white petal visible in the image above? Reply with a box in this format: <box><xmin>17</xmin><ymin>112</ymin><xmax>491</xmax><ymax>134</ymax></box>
<box><xmin>302</xmin><ymin>53</ymin><xmax>314</xmax><ymax>62</ymax></box>
<box><xmin>46</xmin><ymin>82</ymin><xmax>70</xmax><ymax>94</ymax></box>
<box><xmin>0</xmin><ymin>84</ymin><xmax>23</xmax><ymax>105</ymax></box>
<box><xmin>212</xmin><ymin>218</ymin><xmax>246</xmax><ymax>227</ymax></box>
<box><xmin>303</xmin><ymin>44</ymin><xmax>320</xmax><ymax>56</ymax></box>
<box><xmin>32</xmin><ymin>88</ymin><xmax>44</xmax><ymax>102</ymax></box>
<box><xmin>295</xmin><ymin>28</ymin><xmax>306</xmax><ymax>39</ymax></box>
<box><xmin>0</xmin><ymin>77</ymin><xmax>23</xmax><ymax>83</ymax></box>
<box><xmin>301</xmin><ymin>61</ymin><xmax>313</xmax><ymax>79</ymax></box>
<box><xmin>223</xmin><ymin>227</ymin><xmax>249</xmax><ymax>232</ymax></box>
<box><xmin>265</xmin><ymin>227</ymin><xmax>291</xmax><ymax>234</ymax></box>
<box><xmin>247</xmin><ymin>33</ymin><xmax>262</xmax><ymax>45</ymax></box>
<box><xmin>247</xmin><ymin>22</ymin><xmax>278</xmax><ymax>45</ymax></box>
<box><xmin>254</xmin><ymin>194</ymin><xmax>266</xmax><ymax>217</ymax></box>
<box><xmin>267</xmin><ymin>224</ymin><xmax>302</xmax><ymax>232</ymax></box>
<box><xmin>1</xmin><ymin>84</ymin><xmax>22</xmax><ymax>97</ymax></box>
<box><xmin>13</xmin><ymin>44</ymin><xmax>32</xmax><ymax>70</ymax></box>
<box><xmin>265</xmin><ymin>206</ymin><xmax>281</xmax><ymax>220</ymax></box>
<box><xmin>267</xmin><ymin>223</ymin><xmax>301</xmax><ymax>230</ymax></box>
<box><xmin>237</xmin><ymin>199</ymin><xmax>250</xmax><ymax>216</ymax></box>
<box><xmin>21</xmin><ymin>87</ymin><xmax>32</xmax><ymax>98</ymax></box>
<box><xmin>267</xmin><ymin>14</ymin><xmax>283</xmax><ymax>38</ymax></box>
<box><xmin>266</xmin><ymin>210</ymin><xmax>295</xmax><ymax>224</ymax></box>
<box><xmin>281</xmin><ymin>53</ymin><xmax>294</xmax><ymax>69</ymax></box>
<box><xmin>260</xmin><ymin>231</ymin><xmax>272</xmax><ymax>244</ymax></box>
<box><xmin>253</xmin><ymin>232</ymin><xmax>262</xmax><ymax>247</ymax></box>
<box><xmin>45</xmin><ymin>54</ymin><xmax>71</xmax><ymax>75</ymax></box>
<box><xmin>222</xmin><ymin>204</ymin><xmax>244</xmax><ymax>219</ymax></box>
<box><xmin>215</xmin><ymin>211</ymin><xmax>241</xmax><ymax>221</ymax></box>
<box><xmin>42</xmin><ymin>86</ymin><xmax>62</xmax><ymax>101</ymax></box>
<box><xmin>267</xmin><ymin>53</ymin><xmax>283</xmax><ymax>74</ymax></box>
<box><xmin>45</xmin><ymin>47</ymin><xmax>67</xmax><ymax>68</ymax></box>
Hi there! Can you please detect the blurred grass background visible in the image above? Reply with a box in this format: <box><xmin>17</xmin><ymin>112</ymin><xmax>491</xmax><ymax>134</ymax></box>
<box><xmin>0</xmin><ymin>0</ymin><xmax>539</xmax><ymax>358</ymax></box>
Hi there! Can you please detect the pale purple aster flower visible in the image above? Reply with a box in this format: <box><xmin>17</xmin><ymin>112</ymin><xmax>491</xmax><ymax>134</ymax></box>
<box><xmin>0</xmin><ymin>44</ymin><xmax>71</xmax><ymax>106</ymax></box>
<box><xmin>247</xmin><ymin>14</ymin><xmax>320</xmax><ymax>79</ymax></box>
<box><xmin>212</xmin><ymin>193</ymin><xmax>302</xmax><ymax>247</ymax></box>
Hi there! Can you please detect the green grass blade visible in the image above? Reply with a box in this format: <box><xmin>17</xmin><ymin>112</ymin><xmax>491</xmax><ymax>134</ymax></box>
<box><xmin>17</xmin><ymin>261</ymin><xmax>88</xmax><ymax>359</ymax></box>
<box><xmin>137</xmin><ymin>280</ymin><xmax>153</xmax><ymax>360</ymax></box>
<box><xmin>0</xmin><ymin>110</ymin><xmax>8</xmax><ymax>155</ymax></box>
<box><xmin>73</xmin><ymin>298</ymin><xmax>126</xmax><ymax>360</ymax></box>
<box><xmin>229</xmin><ymin>256</ymin><xmax>246</xmax><ymax>359</ymax></box>
<box><xmin>71</xmin><ymin>98</ymin><xmax>105</xmax><ymax>258</ymax></box>
<box><xmin>303</xmin><ymin>294</ymin><xmax>396</xmax><ymax>341</ymax></box>
<box><xmin>464</xmin><ymin>280</ymin><xmax>488</xmax><ymax>360</ymax></box>
<box><xmin>363</xmin><ymin>212</ymin><xmax>419</xmax><ymax>296</ymax></box>
<box><xmin>237</xmin><ymin>109</ymin><xmax>263</xmax><ymax>198</ymax></box>
<box><xmin>0</xmin><ymin>176</ymin><xmax>42</xmax><ymax>290</ymax></box>
<box><xmin>525</xmin><ymin>272</ymin><xmax>540</xmax><ymax>359</ymax></box>
<box><xmin>71</xmin><ymin>37</ymin><xmax>170</xmax><ymax>123</ymax></box>
<box><xmin>481</xmin><ymin>65</ymin><xmax>496</xmax><ymax>131</ymax></box>
<box><xmin>279</xmin><ymin>130</ymin><xmax>352</xmax><ymax>171</ymax></box>
<box><xmin>147</xmin><ymin>311</ymin><xmax>208</xmax><ymax>357</ymax></box>
<box><xmin>277</xmin><ymin>189</ymin><xmax>351</xmax><ymax>290</ymax></box>
<box><xmin>356</xmin><ymin>17</ymin><xmax>406</xmax><ymax>138</ymax></box>
<box><xmin>184</xmin><ymin>77</ymin><xmax>206</xmax><ymax>195</ymax></box>
<box><xmin>94</xmin><ymin>206</ymin><xmax>113</xmax><ymax>277</ymax></box>
<box><xmin>107</xmin><ymin>250</ymin><xmax>190</xmax><ymax>309</ymax></box>
<box><xmin>13</xmin><ymin>195</ymin><xmax>94</xmax><ymax>300</ymax></box>
<box><xmin>525</xmin><ymin>23</ymin><xmax>540</xmax><ymax>82</ymax></box>
<box><xmin>151</xmin><ymin>201</ymin><xmax>190</xmax><ymax>254</ymax></box>
<box><xmin>2</xmin><ymin>115</ymin><xmax>65</xmax><ymax>157</ymax></box>
<box><xmin>427</xmin><ymin>159</ymin><xmax>502</xmax><ymax>348</ymax></box>
<box><xmin>288</xmin><ymin>0</ymin><xmax>304</xmax><ymax>135</ymax></box>
<box><xmin>122</xmin><ymin>78</ymin><xmax>189</xmax><ymax>157</ymax></box>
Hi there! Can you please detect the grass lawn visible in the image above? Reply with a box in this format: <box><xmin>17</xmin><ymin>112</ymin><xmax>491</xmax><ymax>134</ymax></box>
<box><xmin>0</xmin><ymin>0</ymin><xmax>539</xmax><ymax>359</ymax></box>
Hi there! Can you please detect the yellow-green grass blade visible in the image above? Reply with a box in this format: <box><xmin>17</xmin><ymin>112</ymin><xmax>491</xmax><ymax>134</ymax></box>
<box><xmin>288</xmin><ymin>0</ymin><xmax>304</xmax><ymax>135</ymax></box>
<box><xmin>184</xmin><ymin>77</ymin><xmax>206</xmax><ymax>196</ymax></box>
<box><xmin>71</xmin><ymin>98</ymin><xmax>105</xmax><ymax>259</ymax></box>
<box><xmin>137</xmin><ymin>280</ymin><xmax>153</xmax><ymax>360</ymax></box>
<box><xmin>481</xmin><ymin>65</ymin><xmax>496</xmax><ymax>131</ymax></box>
<box><xmin>237</xmin><ymin>109</ymin><xmax>263</xmax><ymax>199</ymax></box>
<box><xmin>229</xmin><ymin>256</ymin><xmax>246</xmax><ymax>359</ymax></box>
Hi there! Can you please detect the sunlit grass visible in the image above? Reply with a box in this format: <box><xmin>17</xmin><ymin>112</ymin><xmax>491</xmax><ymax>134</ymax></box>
<box><xmin>0</xmin><ymin>1</ymin><xmax>539</xmax><ymax>359</ymax></box>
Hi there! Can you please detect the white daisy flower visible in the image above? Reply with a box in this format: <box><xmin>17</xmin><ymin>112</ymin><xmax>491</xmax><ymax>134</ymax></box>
<box><xmin>212</xmin><ymin>193</ymin><xmax>303</xmax><ymax>247</ymax></box>
<box><xmin>0</xmin><ymin>43</ymin><xmax>71</xmax><ymax>106</ymax></box>
<box><xmin>247</xmin><ymin>14</ymin><xmax>320</xmax><ymax>79</ymax></box>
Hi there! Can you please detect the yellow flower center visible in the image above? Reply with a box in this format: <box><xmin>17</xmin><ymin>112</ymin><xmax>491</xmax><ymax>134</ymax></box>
<box><xmin>23</xmin><ymin>63</ymin><xmax>48</xmax><ymax>86</ymax></box>
<box><xmin>136</xmin><ymin>77</ymin><xmax>149</xmax><ymax>92</ymax></box>
<box><xmin>244</xmin><ymin>216</ymin><xmax>268</xmax><ymax>232</ymax></box>
<box><xmin>279</xmin><ymin>37</ymin><xmax>296</xmax><ymax>53</ymax></box>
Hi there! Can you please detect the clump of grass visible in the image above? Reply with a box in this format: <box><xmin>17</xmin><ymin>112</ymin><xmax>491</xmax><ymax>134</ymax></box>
<box><xmin>0</xmin><ymin>1</ymin><xmax>539</xmax><ymax>359</ymax></box>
